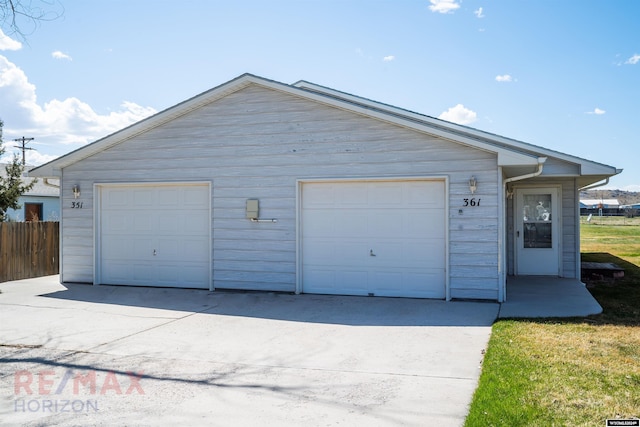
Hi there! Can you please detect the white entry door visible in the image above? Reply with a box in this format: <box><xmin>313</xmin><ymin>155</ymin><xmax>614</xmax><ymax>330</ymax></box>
<box><xmin>515</xmin><ymin>187</ymin><xmax>559</xmax><ymax>275</ymax></box>
<box><xmin>98</xmin><ymin>183</ymin><xmax>211</xmax><ymax>288</ymax></box>
<box><xmin>301</xmin><ymin>180</ymin><xmax>446</xmax><ymax>298</ymax></box>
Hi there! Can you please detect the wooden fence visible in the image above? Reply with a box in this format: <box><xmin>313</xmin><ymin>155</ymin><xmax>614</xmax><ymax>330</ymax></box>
<box><xmin>0</xmin><ymin>222</ymin><xmax>59</xmax><ymax>283</ymax></box>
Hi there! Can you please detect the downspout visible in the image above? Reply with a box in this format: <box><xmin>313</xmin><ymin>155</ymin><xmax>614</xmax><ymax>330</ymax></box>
<box><xmin>575</xmin><ymin>176</ymin><xmax>614</xmax><ymax>282</ymax></box>
<box><xmin>499</xmin><ymin>157</ymin><xmax>547</xmax><ymax>302</ymax></box>
<box><xmin>43</xmin><ymin>178</ymin><xmax>60</xmax><ymax>189</ymax></box>
<box><xmin>578</xmin><ymin>177</ymin><xmax>608</xmax><ymax>191</ymax></box>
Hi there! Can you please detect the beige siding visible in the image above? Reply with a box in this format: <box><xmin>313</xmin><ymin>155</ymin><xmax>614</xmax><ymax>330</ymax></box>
<box><xmin>61</xmin><ymin>84</ymin><xmax>499</xmax><ymax>298</ymax></box>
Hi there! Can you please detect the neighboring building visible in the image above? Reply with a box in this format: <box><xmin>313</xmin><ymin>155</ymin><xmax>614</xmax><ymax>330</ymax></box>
<box><xmin>579</xmin><ymin>198</ymin><xmax>621</xmax><ymax>216</ymax></box>
<box><xmin>29</xmin><ymin>74</ymin><xmax>621</xmax><ymax>301</ymax></box>
<box><xmin>1</xmin><ymin>164</ymin><xmax>60</xmax><ymax>222</ymax></box>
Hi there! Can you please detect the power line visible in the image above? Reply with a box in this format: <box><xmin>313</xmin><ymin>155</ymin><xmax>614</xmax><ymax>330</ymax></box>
<box><xmin>13</xmin><ymin>136</ymin><xmax>35</xmax><ymax>165</ymax></box>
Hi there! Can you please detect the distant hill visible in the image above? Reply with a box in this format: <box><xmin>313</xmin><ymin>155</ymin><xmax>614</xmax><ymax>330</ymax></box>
<box><xmin>580</xmin><ymin>189</ymin><xmax>640</xmax><ymax>206</ymax></box>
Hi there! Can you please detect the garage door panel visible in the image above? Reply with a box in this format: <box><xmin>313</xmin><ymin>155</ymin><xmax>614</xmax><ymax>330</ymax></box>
<box><xmin>184</xmin><ymin>187</ymin><xmax>209</xmax><ymax>206</ymax></box>
<box><xmin>132</xmin><ymin>215</ymin><xmax>154</xmax><ymax>232</ymax></box>
<box><xmin>337</xmin><ymin>270</ymin><xmax>369</xmax><ymax>293</ymax></box>
<box><xmin>303</xmin><ymin>186</ymin><xmax>335</xmax><ymax>208</ymax></box>
<box><xmin>371</xmin><ymin>183</ymin><xmax>403</xmax><ymax>205</ymax></box>
<box><xmin>101</xmin><ymin>238</ymin><xmax>130</xmax><ymax>259</ymax></box>
<box><xmin>338</xmin><ymin>185</ymin><xmax>368</xmax><ymax>205</ymax></box>
<box><xmin>302</xmin><ymin>180</ymin><xmax>446</xmax><ymax>299</ymax></box>
<box><xmin>157</xmin><ymin>212</ymin><xmax>180</xmax><ymax>231</ymax></box>
<box><xmin>371</xmin><ymin>270</ymin><xmax>445</xmax><ymax>298</ymax></box>
<box><xmin>402</xmin><ymin>240</ymin><xmax>446</xmax><ymax>264</ymax></box>
<box><xmin>407</xmin><ymin>182</ymin><xmax>445</xmax><ymax>207</ymax></box>
<box><xmin>157</xmin><ymin>188</ymin><xmax>179</xmax><ymax>208</ymax></box>
<box><xmin>302</xmin><ymin>211</ymin><xmax>336</xmax><ymax>236</ymax></box>
<box><xmin>183</xmin><ymin>213</ymin><xmax>210</xmax><ymax>234</ymax></box>
<box><xmin>105</xmin><ymin>189</ymin><xmax>129</xmax><ymax>207</ymax></box>
<box><xmin>133</xmin><ymin>264</ymin><xmax>155</xmax><ymax>283</ymax></box>
<box><xmin>304</xmin><ymin>240</ymin><xmax>367</xmax><ymax>266</ymax></box>
<box><xmin>100</xmin><ymin>184</ymin><xmax>210</xmax><ymax>289</ymax></box>
<box><xmin>133</xmin><ymin>189</ymin><xmax>154</xmax><ymax>207</ymax></box>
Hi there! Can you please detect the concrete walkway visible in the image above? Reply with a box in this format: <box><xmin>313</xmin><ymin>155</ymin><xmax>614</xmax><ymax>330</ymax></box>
<box><xmin>499</xmin><ymin>276</ymin><xmax>603</xmax><ymax>318</ymax></box>
<box><xmin>0</xmin><ymin>276</ymin><xmax>499</xmax><ymax>427</ymax></box>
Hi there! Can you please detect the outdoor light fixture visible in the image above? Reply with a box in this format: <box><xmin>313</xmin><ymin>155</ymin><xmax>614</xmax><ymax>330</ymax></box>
<box><xmin>469</xmin><ymin>176</ymin><xmax>477</xmax><ymax>195</ymax></box>
<box><xmin>72</xmin><ymin>185</ymin><xmax>80</xmax><ymax>199</ymax></box>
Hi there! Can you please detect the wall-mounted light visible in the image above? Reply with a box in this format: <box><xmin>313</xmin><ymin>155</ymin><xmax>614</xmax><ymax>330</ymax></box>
<box><xmin>72</xmin><ymin>184</ymin><xmax>80</xmax><ymax>199</ymax></box>
<box><xmin>469</xmin><ymin>176</ymin><xmax>477</xmax><ymax>195</ymax></box>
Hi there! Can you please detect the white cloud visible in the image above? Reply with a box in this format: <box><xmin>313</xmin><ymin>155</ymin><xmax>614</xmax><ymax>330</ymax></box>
<box><xmin>495</xmin><ymin>74</ymin><xmax>513</xmax><ymax>82</ymax></box>
<box><xmin>586</xmin><ymin>107</ymin><xmax>606</xmax><ymax>115</ymax></box>
<box><xmin>438</xmin><ymin>104</ymin><xmax>477</xmax><ymax>125</ymax></box>
<box><xmin>625</xmin><ymin>54</ymin><xmax>640</xmax><ymax>65</ymax></box>
<box><xmin>474</xmin><ymin>7</ymin><xmax>485</xmax><ymax>18</ymax></box>
<box><xmin>52</xmin><ymin>50</ymin><xmax>72</xmax><ymax>61</ymax></box>
<box><xmin>383</xmin><ymin>55</ymin><xmax>395</xmax><ymax>62</ymax></box>
<box><xmin>0</xmin><ymin>55</ymin><xmax>156</xmax><ymax>163</ymax></box>
<box><xmin>428</xmin><ymin>0</ymin><xmax>460</xmax><ymax>14</ymax></box>
<box><xmin>0</xmin><ymin>29</ymin><xmax>22</xmax><ymax>51</ymax></box>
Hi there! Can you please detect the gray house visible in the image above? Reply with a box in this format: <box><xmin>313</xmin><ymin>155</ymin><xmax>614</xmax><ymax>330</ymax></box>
<box><xmin>29</xmin><ymin>74</ymin><xmax>620</xmax><ymax>302</ymax></box>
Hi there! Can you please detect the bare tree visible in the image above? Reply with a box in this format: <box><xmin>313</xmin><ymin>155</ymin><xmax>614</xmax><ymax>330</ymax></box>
<box><xmin>0</xmin><ymin>0</ymin><xmax>63</xmax><ymax>38</ymax></box>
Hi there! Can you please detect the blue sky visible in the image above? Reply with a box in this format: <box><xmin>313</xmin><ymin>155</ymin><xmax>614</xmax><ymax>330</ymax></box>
<box><xmin>1</xmin><ymin>0</ymin><xmax>638</xmax><ymax>190</ymax></box>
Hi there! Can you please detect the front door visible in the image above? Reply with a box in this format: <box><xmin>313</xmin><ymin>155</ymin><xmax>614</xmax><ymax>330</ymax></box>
<box><xmin>515</xmin><ymin>187</ymin><xmax>559</xmax><ymax>275</ymax></box>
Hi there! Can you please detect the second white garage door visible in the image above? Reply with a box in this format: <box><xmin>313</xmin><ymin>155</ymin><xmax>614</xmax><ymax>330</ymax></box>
<box><xmin>301</xmin><ymin>180</ymin><xmax>446</xmax><ymax>298</ymax></box>
<box><xmin>98</xmin><ymin>183</ymin><xmax>211</xmax><ymax>289</ymax></box>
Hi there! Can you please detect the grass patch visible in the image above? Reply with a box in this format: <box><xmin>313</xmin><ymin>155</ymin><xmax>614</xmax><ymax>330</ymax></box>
<box><xmin>466</xmin><ymin>221</ymin><xmax>640</xmax><ymax>426</ymax></box>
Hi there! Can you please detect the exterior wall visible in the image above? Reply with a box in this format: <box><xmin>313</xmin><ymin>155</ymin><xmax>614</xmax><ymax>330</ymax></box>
<box><xmin>5</xmin><ymin>196</ymin><xmax>60</xmax><ymax>222</ymax></box>
<box><xmin>506</xmin><ymin>177</ymin><xmax>579</xmax><ymax>279</ymax></box>
<box><xmin>60</xmin><ymin>84</ymin><xmax>500</xmax><ymax>299</ymax></box>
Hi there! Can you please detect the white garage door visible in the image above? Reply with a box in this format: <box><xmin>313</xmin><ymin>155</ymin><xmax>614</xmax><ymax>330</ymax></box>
<box><xmin>98</xmin><ymin>183</ymin><xmax>210</xmax><ymax>289</ymax></box>
<box><xmin>301</xmin><ymin>180</ymin><xmax>446</xmax><ymax>298</ymax></box>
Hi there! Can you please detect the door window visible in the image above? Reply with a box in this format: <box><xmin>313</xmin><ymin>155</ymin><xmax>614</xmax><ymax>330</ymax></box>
<box><xmin>522</xmin><ymin>194</ymin><xmax>552</xmax><ymax>248</ymax></box>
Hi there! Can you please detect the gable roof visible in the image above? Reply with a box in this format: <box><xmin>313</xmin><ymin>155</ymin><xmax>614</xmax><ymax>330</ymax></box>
<box><xmin>29</xmin><ymin>73</ymin><xmax>620</xmax><ymax>185</ymax></box>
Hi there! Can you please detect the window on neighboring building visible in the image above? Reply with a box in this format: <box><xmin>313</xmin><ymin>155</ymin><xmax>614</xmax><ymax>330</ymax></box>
<box><xmin>25</xmin><ymin>203</ymin><xmax>43</xmax><ymax>222</ymax></box>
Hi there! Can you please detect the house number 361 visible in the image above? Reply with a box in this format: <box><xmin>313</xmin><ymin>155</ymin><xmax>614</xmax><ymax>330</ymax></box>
<box><xmin>463</xmin><ymin>198</ymin><xmax>481</xmax><ymax>207</ymax></box>
<box><xmin>71</xmin><ymin>202</ymin><xmax>83</xmax><ymax>209</ymax></box>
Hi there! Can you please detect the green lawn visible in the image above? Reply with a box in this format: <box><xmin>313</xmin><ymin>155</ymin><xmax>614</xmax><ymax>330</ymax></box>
<box><xmin>465</xmin><ymin>219</ymin><xmax>640</xmax><ymax>426</ymax></box>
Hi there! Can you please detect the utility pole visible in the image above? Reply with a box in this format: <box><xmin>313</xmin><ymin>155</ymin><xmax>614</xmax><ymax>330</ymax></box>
<box><xmin>13</xmin><ymin>136</ymin><xmax>35</xmax><ymax>165</ymax></box>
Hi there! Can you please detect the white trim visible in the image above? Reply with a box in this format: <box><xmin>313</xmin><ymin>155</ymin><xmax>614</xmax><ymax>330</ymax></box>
<box><xmin>93</xmin><ymin>181</ymin><xmax>212</xmax><ymax>290</ymax></box>
<box><xmin>296</xmin><ymin>175</ymin><xmax>450</xmax><ymax>300</ymax></box>
<box><xmin>59</xmin><ymin>168</ymin><xmax>65</xmax><ymax>284</ymax></box>
<box><xmin>497</xmin><ymin>167</ymin><xmax>505</xmax><ymax>302</ymax></box>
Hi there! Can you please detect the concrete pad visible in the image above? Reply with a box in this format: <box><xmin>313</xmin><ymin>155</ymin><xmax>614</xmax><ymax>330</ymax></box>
<box><xmin>0</xmin><ymin>276</ymin><xmax>499</xmax><ymax>426</ymax></box>
<box><xmin>500</xmin><ymin>276</ymin><xmax>603</xmax><ymax>318</ymax></box>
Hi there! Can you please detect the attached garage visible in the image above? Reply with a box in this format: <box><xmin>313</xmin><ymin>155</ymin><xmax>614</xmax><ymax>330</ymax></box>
<box><xmin>300</xmin><ymin>179</ymin><xmax>447</xmax><ymax>298</ymax></box>
<box><xmin>95</xmin><ymin>183</ymin><xmax>211</xmax><ymax>289</ymax></box>
<box><xmin>29</xmin><ymin>73</ymin><xmax>620</xmax><ymax>302</ymax></box>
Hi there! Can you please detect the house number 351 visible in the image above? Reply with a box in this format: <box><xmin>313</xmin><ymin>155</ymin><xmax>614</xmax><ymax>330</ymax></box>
<box><xmin>71</xmin><ymin>202</ymin><xmax>83</xmax><ymax>209</ymax></box>
<box><xmin>463</xmin><ymin>198</ymin><xmax>481</xmax><ymax>207</ymax></box>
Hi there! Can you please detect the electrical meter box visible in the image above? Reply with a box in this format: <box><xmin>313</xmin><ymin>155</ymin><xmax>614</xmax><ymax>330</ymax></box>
<box><xmin>246</xmin><ymin>199</ymin><xmax>259</xmax><ymax>219</ymax></box>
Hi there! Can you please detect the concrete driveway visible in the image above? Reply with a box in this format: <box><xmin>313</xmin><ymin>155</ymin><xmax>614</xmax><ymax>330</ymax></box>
<box><xmin>0</xmin><ymin>276</ymin><xmax>499</xmax><ymax>426</ymax></box>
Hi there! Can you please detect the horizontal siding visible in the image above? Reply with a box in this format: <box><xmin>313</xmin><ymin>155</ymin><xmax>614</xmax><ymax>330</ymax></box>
<box><xmin>561</xmin><ymin>180</ymin><xmax>578</xmax><ymax>278</ymax></box>
<box><xmin>61</xmin><ymin>84</ymin><xmax>500</xmax><ymax>298</ymax></box>
<box><xmin>451</xmin><ymin>288</ymin><xmax>498</xmax><ymax>300</ymax></box>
